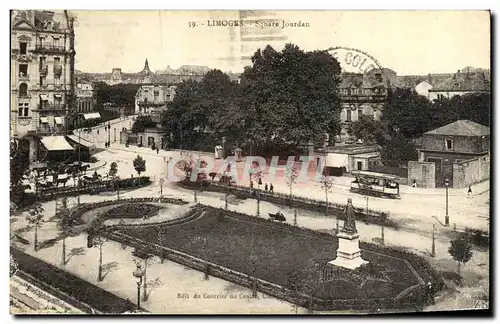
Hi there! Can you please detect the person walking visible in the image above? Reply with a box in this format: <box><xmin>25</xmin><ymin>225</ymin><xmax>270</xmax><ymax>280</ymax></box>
<box><xmin>157</xmin><ymin>148</ymin><xmax>159</xmax><ymax>154</ymax></box>
<box><xmin>250</xmin><ymin>181</ymin><xmax>254</xmax><ymax>189</ymax></box>
<box><xmin>269</xmin><ymin>183</ymin><xmax>274</xmax><ymax>193</ymax></box>
<box><xmin>426</xmin><ymin>280</ymin><xmax>435</xmax><ymax>305</ymax></box>
<box><xmin>265</xmin><ymin>183</ymin><xmax>268</xmax><ymax>192</ymax></box>
<box><xmin>467</xmin><ymin>185</ymin><xmax>472</xmax><ymax>198</ymax></box>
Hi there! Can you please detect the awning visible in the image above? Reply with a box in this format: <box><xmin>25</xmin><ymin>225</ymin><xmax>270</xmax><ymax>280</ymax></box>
<box><xmin>66</xmin><ymin>134</ymin><xmax>95</xmax><ymax>149</ymax></box>
<box><xmin>353</xmin><ymin>152</ymin><xmax>380</xmax><ymax>159</ymax></box>
<box><xmin>325</xmin><ymin>153</ymin><xmax>349</xmax><ymax>168</ymax></box>
<box><xmin>40</xmin><ymin>95</ymin><xmax>48</xmax><ymax>101</ymax></box>
<box><xmin>40</xmin><ymin>117</ymin><xmax>49</xmax><ymax>124</ymax></box>
<box><xmin>54</xmin><ymin>117</ymin><xmax>64</xmax><ymax>125</ymax></box>
<box><xmin>54</xmin><ymin>94</ymin><xmax>62</xmax><ymax>98</ymax></box>
<box><xmin>40</xmin><ymin>136</ymin><xmax>74</xmax><ymax>151</ymax></box>
<box><xmin>83</xmin><ymin>112</ymin><xmax>101</xmax><ymax>120</ymax></box>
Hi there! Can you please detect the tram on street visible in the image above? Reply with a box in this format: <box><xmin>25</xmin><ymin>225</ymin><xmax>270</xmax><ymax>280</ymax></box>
<box><xmin>350</xmin><ymin>170</ymin><xmax>401</xmax><ymax>199</ymax></box>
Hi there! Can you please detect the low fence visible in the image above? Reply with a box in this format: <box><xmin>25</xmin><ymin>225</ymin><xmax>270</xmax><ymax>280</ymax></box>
<box><xmin>88</xmin><ymin>204</ymin><xmax>439</xmax><ymax>312</ymax></box>
<box><xmin>102</xmin><ymin>230</ymin><xmax>422</xmax><ymax>311</ymax></box>
<box><xmin>37</xmin><ymin>176</ymin><xmax>152</xmax><ymax>200</ymax></box>
<box><xmin>179</xmin><ymin>181</ymin><xmax>397</xmax><ymax>228</ymax></box>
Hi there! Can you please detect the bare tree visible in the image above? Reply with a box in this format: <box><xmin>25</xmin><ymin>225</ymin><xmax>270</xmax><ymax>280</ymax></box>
<box><xmin>26</xmin><ymin>203</ymin><xmax>45</xmax><ymax>251</ymax></box>
<box><xmin>319</xmin><ymin>175</ymin><xmax>334</xmax><ymax>216</ymax></box>
<box><xmin>285</xmin><ymin>165</ymin><xmax>299</xmax><ymax>207</ymax></box>
<box><xmin>92</xmin><ymin>235</ymin><xmax>107</xmax><ymax>282</ymax></box>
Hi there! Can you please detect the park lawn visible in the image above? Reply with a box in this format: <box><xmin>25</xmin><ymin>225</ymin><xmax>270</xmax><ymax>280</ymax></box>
<box><xmin>119</xmin><ymin>210</ymin><xmax>421</xmax><ymax>300</ymax></box>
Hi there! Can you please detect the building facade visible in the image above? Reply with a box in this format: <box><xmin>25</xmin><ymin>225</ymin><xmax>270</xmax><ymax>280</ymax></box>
<box><xmin>427</xmin><ymin>69</ymin><xmax>490</xmax><ymax>101</ymax></box>
<box><xmin>417</xmin><ymin>120</ymin><xmax>490</xmax><ymax>187</ymax></box>
<box><xmin>135</xmin><ymin>84</ymin><xmax>176</xmax><ymax>120</ymax></box>
<box><xmin>75</xmin><ymin>82</ymin><xmax>95</xmax><ymax>113</ymax></box>
<box><xmin>10</xmin><ymin>10</ymin><xmax>76</xmax><ymax>162</ymax></box>
<box><xmin>337</xmin><ymin>70</ymin><xmax>390</xmax><ymax>141</ymax></box>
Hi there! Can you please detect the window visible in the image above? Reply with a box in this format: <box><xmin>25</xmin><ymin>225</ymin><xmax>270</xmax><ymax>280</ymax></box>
<box><xmin>19</xmin><ymin>42</ymin><xmax>27</xmax><ymax>55</ymax></box>
<box><xmin>39</xmin><ymin>36</ymin><xmax>45</xmax><ymax>46</ymax></box>
<box><xmin>53</xmin><ymin>37</ymin><xmax>59</xmax><ymax>47</ymax></box>
<box><xmin>54</xmin><ymin>76</ymin><xmax>60</xmax><ymax>86</ymax></box>
<box><xmin>19</xmin><ymin>83</ymin><xmax>28</xmax><ymax>97</ymax></box>
<box><xmin>54</xmin><ymin>57</ymin><xmax>60</xmax><ymax>67</ymax></box>
<box><xmin>445</xmin><ymin>139</ymin><xmax>453</xmax><ymax>150</ymax></box>
<box><xmin>19</xmin><ymin>64</ymin><xmax>28</xmax><ymax>77</ymax></box>
<box><xmin>358</xmin><ymin>109</ymin><xmax>363</xmax><ymax>120</ymax></box>
<box><xmin>39</xmin><ymin>76</ymin><xmax>46</xmax><ymax>86</ymax></box>
<box><xmin>18</xmin><ymin>103</ymin><xmax>29</xmax><ymax>117</ymax></box>
<box><xmin>346</xmin><ymin>109</ymin><xmax>352</xmax><ymax>122</ymax></box>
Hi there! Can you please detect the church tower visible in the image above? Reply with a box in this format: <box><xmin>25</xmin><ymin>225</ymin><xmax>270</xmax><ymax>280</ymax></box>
<box><xmin>141</xmin><ymin>58</ymin><xmax>152</xmax><ymax>75</ymax></box>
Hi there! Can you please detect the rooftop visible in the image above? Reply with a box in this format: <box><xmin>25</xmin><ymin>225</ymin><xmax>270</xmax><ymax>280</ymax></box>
<box><xmin>424</xmin><ymin>120</ymin><xmax>490</xmax><ymax>137</ymax></box>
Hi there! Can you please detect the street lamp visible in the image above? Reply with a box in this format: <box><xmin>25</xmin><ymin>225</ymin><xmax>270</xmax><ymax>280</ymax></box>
<box><xmin>132</xmin><ymin>263</ymin><xmax>145</xmax><ymax>311</ymax></box>
<box><xmin>445</xmin><ymin>178</ymin><xmax>449</xmax><ymax>226</ymax></box>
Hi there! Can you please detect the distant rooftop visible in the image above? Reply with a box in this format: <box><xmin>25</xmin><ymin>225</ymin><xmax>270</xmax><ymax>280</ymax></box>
<box><xmin>424</xmin><ymin>120</ymin><xmax>490</xmax><ymax>137</ymax></box>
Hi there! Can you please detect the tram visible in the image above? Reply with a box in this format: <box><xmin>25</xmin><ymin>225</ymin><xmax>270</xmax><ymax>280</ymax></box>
<box><xmin>350</xmin><ymin>170</ymin><xmax>400</xmax><ymax>199</ymax></box>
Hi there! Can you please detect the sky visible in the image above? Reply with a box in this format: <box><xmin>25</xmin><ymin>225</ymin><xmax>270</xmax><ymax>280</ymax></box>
<box><xmin>72</xmin><ymin>10</ymin><xmax>491</xmax><ymax>75</ymax></box>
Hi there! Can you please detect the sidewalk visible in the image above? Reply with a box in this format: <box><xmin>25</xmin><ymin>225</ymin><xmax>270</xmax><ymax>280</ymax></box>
<box><xmin>83</xmin><ymin>141</ymin><xmax>490</xmax><ymax>233</ymax></box>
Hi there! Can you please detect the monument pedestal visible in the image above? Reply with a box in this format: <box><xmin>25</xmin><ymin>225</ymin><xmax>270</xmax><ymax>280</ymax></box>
<box><xmin>328</xmin><ymin>230</ymin><xmax>368</xmax><ymax>270</ymax></box>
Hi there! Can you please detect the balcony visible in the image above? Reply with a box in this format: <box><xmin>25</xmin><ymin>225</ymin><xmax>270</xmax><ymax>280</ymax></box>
<box><xmin>53</xmin><ymin>65</ymin><xmax>62</xmax><ymax>76</ymax></box>
<box><xmin>18</xmin><ymin>73</ymin><xmax>30</xmax><ymax>81</ymax></box>
<box><xmin>39</xmin><ymin>65</ymin><xmax>48</xmax><ymax>75</ymax></box>
<box><xmin>33</xmin><ymin>44</ymin><xmax>67</xmax><ymax>54</ymax></box>
<box><xmin>37</xmin><ymin>104</ymin><xmax>66</xmax><ymax>112</ymax></box>
<box><xmin>137</xmin><ymin>101</ymin><xmax>166</xmax><ymax>107</ymax></box>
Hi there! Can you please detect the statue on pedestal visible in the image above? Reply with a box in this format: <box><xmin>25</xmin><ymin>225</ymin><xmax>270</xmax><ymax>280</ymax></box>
<box><xmin>342</xmin><ymin>198</ymin><xmax>357</xmax><ymax>234</ymax></box>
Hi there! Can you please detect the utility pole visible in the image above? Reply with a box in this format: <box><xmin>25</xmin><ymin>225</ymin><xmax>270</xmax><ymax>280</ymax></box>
<box><xmin>294</xmin><ymin>208</ymin><xmax>297</xmax><ymax>226</ymax></box>
<box><xmin>431</xmin><ymin>224</ymin><xmax>436</xmax><ymax>257</ymax></box>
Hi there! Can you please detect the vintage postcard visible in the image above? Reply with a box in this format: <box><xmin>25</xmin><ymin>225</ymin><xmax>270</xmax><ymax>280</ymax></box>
<box><xmin>9</xmin><ymin>10</ymin><xmax>491</xmax><ymax>315</ymax></box>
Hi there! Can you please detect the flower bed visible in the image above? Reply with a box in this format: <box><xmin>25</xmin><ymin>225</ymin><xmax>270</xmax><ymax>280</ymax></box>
<box><xmin>102</xmin><ymin>203</ymin><xmax>163</xmax><ymax>220</ymax></box>
<box><xmin>106</xmin><ymin>205</ymin><xmax>439</xmax><ymax>311</ymax></box>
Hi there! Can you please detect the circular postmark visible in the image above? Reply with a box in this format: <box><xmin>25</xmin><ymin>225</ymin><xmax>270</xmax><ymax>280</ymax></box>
<box><xmin>324</xmin><ymin>46</ymin><xmax>387</xmax><ymax>81</ymax></box>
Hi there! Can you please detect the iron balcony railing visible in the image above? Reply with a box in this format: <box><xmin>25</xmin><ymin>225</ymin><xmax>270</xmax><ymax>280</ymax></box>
<box><xmin>33</xmin><ymin>44</ymin><xmax>67</xmax><ymax>54</ymax></box>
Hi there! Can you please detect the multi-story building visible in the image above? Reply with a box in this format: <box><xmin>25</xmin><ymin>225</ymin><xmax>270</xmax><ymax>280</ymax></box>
<box><xmin>75</xmin><ymin>82</ymin><xmax>95</xmax><ymax>113</ymax></box>
<box><xmin>134</xmin><ymin>84</ymin><xmax>176</xmax><ymax>121</ymax></box>
<box><xmin>337</xmin><ymin>69</ymin><xmax>391</xmax><ymax>141</ymax></box>
<box><xmin>10</xmin><ymin>10</ymin><xmax>75</xmax><ymax>162</ymax></box>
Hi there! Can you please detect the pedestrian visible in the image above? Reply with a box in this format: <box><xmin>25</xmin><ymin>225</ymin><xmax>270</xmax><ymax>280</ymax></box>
<box><xmin>467</xmin><ymin>185</ymin><xmax>472</xmax><ymax>198</ymax></box>
<box><xmin>412</xmin><ymin>179</ymin><xmax>417</xmax><ymax>188</ymax></box>
<box><xmin>157</xmin><ymin>148</ymin><xmax>159</xmax><ymax>154</ymax></box>
<box><xmin>426</xmin><ymin>280</ymin><xmax>435</xmax><ymax>305</ymax></box>
<box><xmin>250</xmin><ymin>181</ymin><xmax>254</xmax><ymax>189</ymax></box>
<box><xmin>97</xmin><ymin>129</ymin><xmax>99</xmax><ymax>135</ymax></box>
<box><xmin>269</xmin><ymin>183</ymin><xmax>274</xmax><ymax>193</ymax></box>
<box><xmin>265</xmin><ymin>183</ymin><xmax>268</xmax><ymax>192</ymax></box>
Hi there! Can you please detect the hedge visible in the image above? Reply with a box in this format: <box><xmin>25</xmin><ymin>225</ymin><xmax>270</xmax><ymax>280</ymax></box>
<box><xmin>11</xmin><ymin>247</ymin><xmax>144</xmax><ymax>314</ymax></box>
<box><xmin>178</xmin><ymin>180</ymin><xmax>398</xmax><ymax>228</ymax></box>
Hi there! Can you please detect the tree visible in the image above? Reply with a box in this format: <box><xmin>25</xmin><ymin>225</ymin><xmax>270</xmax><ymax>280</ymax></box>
<box><xmin>56</xmin><ymin>197</ymin><xmax>71</xmax><ymax>265</ymax></box>
<box><xmin>285</xmin><ymin>165</ymin><xmax>299</xmax><ymax>207</ymax></box>
<box><xmin>448</xmin><ymin>233</ymin><xmax>473</xmax><ymax>281</ymax></box>
<box><xmin>26</xmin><ymin>203</ymin><xmax>45</xmax><ymax>251</ymax></box>
<box><xmin>240</xmin><ymin>44</ymin><xmax>342</xmax><ymax>154</ymax></box>
<box><xmin>91</xmin><ymin>235</ymin><xmax>107</xmax><ymax>282</ymax></box>
<box><xmin>382</xmin><ymin>87</ymin><xmax>433</xmax><ymax>138</ymax></box>
<box><xmin>133</xmin><ymin>155</ymin><xmax>146</xmax><ymax>177</ymax></box>
<box><xmin>349</xmin><ymin>115</ymin><xmax>385</xmax><ymax>145</ymax></box>
<box><xmin>319</xmin><ymin>176</ymin><xmax>335</xmax><ymax>216</ymax></box>
<box><xmin>379</xmin><ymin>134</ymin><xmax>418</xmax><ymax>167</ymax></box>
<box><xmin>10</xmin><ymin>142</ymin><xmax>30</xmax><ymax>205</ymax></box>
<box><xmin>109</xmin><ymin>162</ymin><xmax>118</xmax><ymax>179</ymax></box>
<box><xmin>131</xmin><ymin>115</ymin><xmax>157</xmax><ymax>134</ymax></box>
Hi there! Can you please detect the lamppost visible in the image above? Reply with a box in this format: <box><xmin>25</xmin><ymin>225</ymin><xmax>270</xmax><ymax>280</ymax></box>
<box><xmin>159</xmin><ymin>178</ymin><xmax>164</xmax><ymax>198</ymax></box>
<box><xmin>445</xmin><ymin>178</ymin><xmax>449</xmax><ymax>226</ymax></box>
<box><xmin>114</xmin><ymin>128</ymin><xmax>116</xmax><ymax>143</ymax></box>
<box><xmin>132</xmin><ymin>263</ymin><xmax>145</xmax><ymax>311</ymax></box>
<box><xmin>165</xmin><ymin>156</ymin><xmax>172</xmax><ymax>181</ymax></box>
